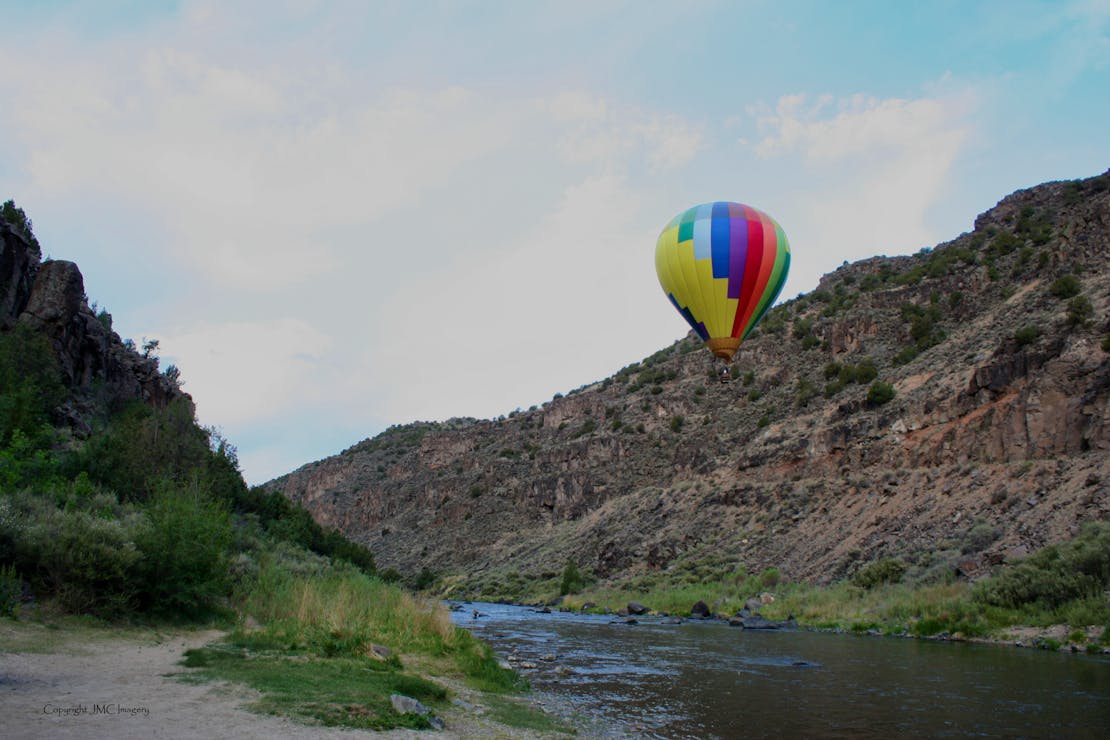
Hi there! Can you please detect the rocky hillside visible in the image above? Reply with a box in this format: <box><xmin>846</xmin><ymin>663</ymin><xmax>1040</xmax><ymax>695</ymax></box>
<box><xmin>1</xmin><ymin>208</ymin><xmax>186</xmax><ymax>432</ymax></box>
<box><xmin>269</xmin><ymin>171</ymin><xmax>1110</xmax><ymax>595</ymax></box>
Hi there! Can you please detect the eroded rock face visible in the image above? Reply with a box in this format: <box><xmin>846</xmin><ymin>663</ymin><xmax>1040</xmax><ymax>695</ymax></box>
<box><xmin>269</xmin><ymin>171</ymin><xmax>1110</xmax><ymax>590</ymax></box>
<box><xmin>0</xmin><ymin>219</ymin><xmax>40</xmax><ymax>328</ymax></box>
<box><xmin>1</xmin><ymin>213</ymin><xmax>190</xmax><ymax>429</ymax></box>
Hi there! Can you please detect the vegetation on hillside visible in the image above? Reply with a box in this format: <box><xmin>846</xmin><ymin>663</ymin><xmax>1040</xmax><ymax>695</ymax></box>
<box><xmin>454</xmin><ymin>522</ymin><xmax>1110</xmax><ymax>652</ymax></box>
<box><xmin>0</xmin><ymin>204</ymin><xmax>548</xmax><ymax>731</ymax></box>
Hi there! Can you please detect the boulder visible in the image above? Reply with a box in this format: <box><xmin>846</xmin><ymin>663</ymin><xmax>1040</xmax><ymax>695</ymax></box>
<box><xmin>627</xmin><ymin>601</ymin><xmax>649</xmax><ymax>615</ymax></box>
<box><xmin>738</xmin><ymin>614</ymin><xmax>798</xmax><ymax>630</ymax></box>
<box><xmin>390</xmin><ymin>694</ymin><xmax>443</xmax><ymax>728</ymax></box>
<box><xmin>690</xmin><ymin>600</ymin><xmax>711</xmax><ymax>619</ymax></box>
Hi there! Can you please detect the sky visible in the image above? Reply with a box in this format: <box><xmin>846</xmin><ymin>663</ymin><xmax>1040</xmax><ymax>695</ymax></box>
<box><xmin>1</xmin><ymin>0</ymin><xmax>1108</xmax><ymax>484</ymax></box>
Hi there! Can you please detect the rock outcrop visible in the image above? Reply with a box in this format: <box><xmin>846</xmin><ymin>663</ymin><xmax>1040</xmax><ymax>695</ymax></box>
<box><xmin>269</xmin><ymin>171</ymin><xmax>1110</xmax><ymax>593</ymax></box>
<box><xmin>0</xmin><ymin>212</ymin><xmax>189</xmax><ymax>429</ymax></box>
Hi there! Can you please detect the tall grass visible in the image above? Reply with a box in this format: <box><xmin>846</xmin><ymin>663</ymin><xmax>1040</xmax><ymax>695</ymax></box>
<box><xmin>555</xmin><ymin>524</ymin><xmax>1110</xmax><ymax>643</ymax></box>
<box><xmin>237</xmin><ymin>560</ymin><xmax>521</xmax><ymax>691</ymax></box>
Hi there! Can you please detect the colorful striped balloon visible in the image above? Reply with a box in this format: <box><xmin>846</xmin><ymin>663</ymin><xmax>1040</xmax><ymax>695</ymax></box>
<box><xmin>655</xmin><ymin>202</ymin><xmax>791</xmax><ymax>361</ymax></box>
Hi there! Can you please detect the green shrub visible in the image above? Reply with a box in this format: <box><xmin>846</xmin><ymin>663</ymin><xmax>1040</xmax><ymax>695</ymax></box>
<box><xmin>77</xmin><ymin>399</ymin><xmax>215</xmax><ymax>502</ymax></box>
<box><xmin>961</xmin><ymin>521</ymin><xmax>1001</xmax><ymax>554</ymax></box>
<box><xmin>792</xmin><ymin>318</ymin><xmax>813</xmax><ymax>340</ymax></box>
<box><xmin>990</xmin><ymin>231</ymin><xmax>1022</xmax><ymax>255</ymax></box>
<box><xmin>560</xmin><ymin>559</ymin><xmax>585</xmax><ymax>595</ymax></box>
<box><xmin>8</xmin><ymin>493</ymin><xmax>147</xmax><ymax>616</ymax></box>
<box><xmin>893</xmin><ymin>346</ymin><xmax>919</xmax><ymax>365</ymax></box>
<box><xmin>0</xmin><ymin>324</ymin><xmax>65</xmax><ymax>447</ymax></box>
<box><xmin>1014</xmin><ymin>325</ymin><xmax>1041</xmax><ymax>347</ymax></box>
<box><xmin>1102</xmin><ymin>334</ymin><xmax>1110</xmax><ymax>353</ymax></box>
<box><xmin>796</xmin><ymin>378</ymin><xmax>819</xmax><ymax>407</ymax></box>
<box><xmin>1066</xmin><ymin>295</ymin><xmax>1093</xmax><ymax>327</ymax></box>
<box><xmin>135</xmin><ymin>484</ymin><xmax>234</xmax><ymax>618</ymax></box>
<box><xmin>867</xmin><ymin>381</ymin><xmax>895</xmax><ymax>406</ymax></box>
<box><xmin>852</xmin><ymin>558</ymin><xmax>906</xmax><ymax>589</ymax></box>
<box><xmin>670</xmin><ymin>415</ymin><xmax>684</xmax><ymax>433</ymax></box>
<box><xmin>1</xmin><ymin>199</ymin><xmax>42</xmax><ymax>256</ymax></box>
<box><xmin>1049</xmin><ymin>274</ymin><xmax>1081</xmax><ymax>299</ymax></box>
<box><xmin>413</xmin><ymin>568</ymin><xmax>436</xmax><ymax>590</ymax></box>
<box><xmin>973</xmin><ymin>522</ymin><xmax>1110</xmax><ymax>609</ymax></box>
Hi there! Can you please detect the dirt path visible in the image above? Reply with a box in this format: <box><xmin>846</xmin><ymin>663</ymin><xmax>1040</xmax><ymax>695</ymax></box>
<box><xmin>0</xmin><ymin>624</ymin><xmax>443</xmax><ymax>739</ymax></box>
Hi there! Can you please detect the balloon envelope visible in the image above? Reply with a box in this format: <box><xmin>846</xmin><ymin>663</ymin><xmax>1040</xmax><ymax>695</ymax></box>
<box><xmin>655</xmin><ymin>202</ymin><xmax>790</xmax><ymax>361</ymax></box>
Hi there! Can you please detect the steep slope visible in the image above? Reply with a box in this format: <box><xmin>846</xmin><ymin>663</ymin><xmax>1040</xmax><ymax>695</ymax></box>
<box><xmin>269</xmin><ymin>171</ymin><xmax>1110</xmax><ymax>594</ymax></box>
<box><xmin>1</xmin><ymin>212</ymin><xmax>186</xmax><ymax>428</ymax></box>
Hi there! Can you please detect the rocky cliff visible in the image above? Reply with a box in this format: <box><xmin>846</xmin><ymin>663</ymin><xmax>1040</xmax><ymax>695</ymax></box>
<box><xmin>270</xmin><ymin>172</ymin><xmax>1110</xmax><ymax>594</ymax></box>
<box><xmin>0</xmin><ymin>212</ymin><xmax>187</xmax><ymax>432</ymax></box>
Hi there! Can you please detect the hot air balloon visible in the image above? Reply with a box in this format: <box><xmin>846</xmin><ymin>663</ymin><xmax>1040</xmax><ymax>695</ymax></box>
<box><xmin>655</xmin><ymin>202</ymin><xmax>790</xmax><ymax>363</ymax></box>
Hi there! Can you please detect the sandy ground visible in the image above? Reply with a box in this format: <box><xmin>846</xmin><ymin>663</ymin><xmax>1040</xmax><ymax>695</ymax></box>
<box><xmin>0</xmin><ymin>624</ymin><xmax>552</xmax><ymax>740</ymax></box>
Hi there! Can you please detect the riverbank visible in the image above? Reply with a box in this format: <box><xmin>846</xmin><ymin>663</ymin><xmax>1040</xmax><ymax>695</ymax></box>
<box><xmin>448</xmin><ymin>520</ymin><xmax>1110</xmax><ymax>655</ymax></box>
<box><xmin>0</xmin><ymin>618</ymin><xmax>575</xmax><ymax>738</ymax></box>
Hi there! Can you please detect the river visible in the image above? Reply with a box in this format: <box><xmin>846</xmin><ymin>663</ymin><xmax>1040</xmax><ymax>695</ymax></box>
<box><xmin>450</xmin><ymin>601</ymin><xmax>1110</xmax><ymax>738</ymax></box>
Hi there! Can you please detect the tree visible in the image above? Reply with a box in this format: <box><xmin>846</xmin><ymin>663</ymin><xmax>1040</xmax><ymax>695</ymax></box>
<box><xmin>560</xmin><ymin>558</ymin><xmax>585</xmax><ymax>595</ymax></box>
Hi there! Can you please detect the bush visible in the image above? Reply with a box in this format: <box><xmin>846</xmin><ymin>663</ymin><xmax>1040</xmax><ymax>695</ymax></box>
<box><xmin>413</xmin><ymin>568</ymin><xmax>436</xmax><ymax>590</ymax></box>
<box><xmin>0</xmin><ymin>324</ymin><xmax>65</xmax><ymax>447</ymax></box>
<box><xmin>1049</xmin><ymin>274</ymin><xmax>1081</xmax><ymax>299</ymax></box>
<box><xmin>1066</xmin><ymin>295</ymin><xmax>1093</xmax><ymax>327</ymax></box>
<box><xmin>796</xmin><ymin>378</ymin><xmax>819</xmax><ymax>407</ymax></box>
<box><xmin>6</xmin><ymin>493</ymin><xmax>147</xmax><ymax>616</ymax></box>
<box><xmin>973</xmin><ymin>522</ymin><xmax>1110</xmax><ymax>609</ymax></box>
<box><xmin>560</xmin><ymin>559</ymin><xmax>585</xmax><ymax>595</ymax></box>
<box><xmin>852</xmin><ymin>558</ymin><xmax>906</xmax><ymax>589</ymax></box>
<box><xmin>135</xmin><ymin>484</ymin><xmax>234</xmax><ymax>618</ymax></box>
<box><xmin>867</xmin><ymin>381</ymin><xmax>896</xmax><ymax>406</ymax></box>
<box><xmin>1014</xmin><ymin>325</ymin><xmax>1041</xmax><ymax>347</ymax></box>
<box><xmin>893</xmin><ymin>346</ymin><xmax>919</xmax><ymax>365</ymax></box>
<box><xmin>1</xmin><ymin>199</ymin><xmax>42</xmax><ymax>257</ymax></box>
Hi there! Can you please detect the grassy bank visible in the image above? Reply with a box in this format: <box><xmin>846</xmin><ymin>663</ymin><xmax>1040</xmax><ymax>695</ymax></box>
<box><xmin>459</xmin><ymin>522</ymin><xmax>1110</xmax><ymax>653</ymax></box>
<box><xmin>176</xmin><ymin>556</ymin><xmax>570</xmax><ymax>733</ymax></box>
<box><xmin>0</xmin><ymin>311</ymin><xmax>566</xmax><ymax>734</ymax></box>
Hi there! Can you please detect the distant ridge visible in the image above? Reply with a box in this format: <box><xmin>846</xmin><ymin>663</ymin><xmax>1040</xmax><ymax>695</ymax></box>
<box><xmin>269</xmin><ymin>170</ymin><xmax>1110</xmax><ymax>596</ymax></box>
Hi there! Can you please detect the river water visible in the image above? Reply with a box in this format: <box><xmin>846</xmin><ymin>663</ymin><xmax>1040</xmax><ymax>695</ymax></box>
<box><xmin>450</xmin><ymin>601</ymin><xmax>1110</xmax><ymax>738</ymax></box>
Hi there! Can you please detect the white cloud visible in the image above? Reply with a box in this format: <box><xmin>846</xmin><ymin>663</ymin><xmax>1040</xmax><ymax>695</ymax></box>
<box><xmin>751</xmin><ymin>92</ymin><xmax>971</xmax><ymax>165</ymax></box>
<box><xmin>157</xmin><ymin>318</ymin><xmax>333</xmax><ymax>427</ymax></box>
<box><xmin>363</xmin><ymin>173</ymin><xmax>668</xmax><ymax>422</ymax></box>
<box><xmin>542</xmin><ymin>93</ymin><xmax>703</xmax><ymax>172</ymax></box>
<box><xmin>745</xmin><ymin>90</ymin><xmax>976</xmax><ymax>296</ymax></box>
<box><xmin>9</xmin><ymin>43</ymin><xmax>523</xmax><ymax>290</ymax></box>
